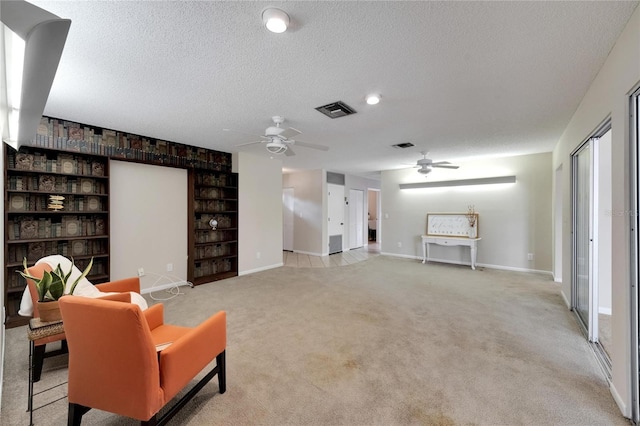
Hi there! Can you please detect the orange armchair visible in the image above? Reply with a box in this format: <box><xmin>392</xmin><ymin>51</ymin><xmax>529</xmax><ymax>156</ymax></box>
<box><xmin>58</xmin><ymin>295</ymin><xmax>226</xmax><ymax>425</ymax></box>
<box><xmin>22</xmin><ymin>263</ymin><xmax>141</xmax><ymax>383</ymax></box>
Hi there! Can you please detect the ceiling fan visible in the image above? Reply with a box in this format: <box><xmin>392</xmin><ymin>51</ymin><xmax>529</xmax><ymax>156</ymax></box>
<box><xmin>414</xmin><ymin>151</ymin><xmax>459</xmax><ymax>175</ymax></box>
<box><xmin>225</xmin><ymin>116</ymin><xmax>329</xmax><ymax>156</ymax></box>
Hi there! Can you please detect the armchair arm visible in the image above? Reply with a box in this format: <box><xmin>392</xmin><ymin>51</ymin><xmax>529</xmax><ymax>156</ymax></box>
<box><xmin>143</xmin><ymin>303</ymin><xmax>164</xmax><ymax>331</ymax></box>
<box><xmin>95</xmin><ymin>277</ymin><xmax>140</xmax><ymax>294</ymax></box>
<box><xmin>159</xmin><ymin>311</ymin><xmax>226</xmax><ymax>400</ymax></box>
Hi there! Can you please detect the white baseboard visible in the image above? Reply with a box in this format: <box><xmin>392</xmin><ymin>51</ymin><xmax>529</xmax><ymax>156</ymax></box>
<box><xmin>560</xmin><ymin>289</ymin><xmax>571</xmax><ymax>309</ymax></box>
<box><xmin>599</xmin><ymin>307</ymin><xmax>612</xmax><ymax>315</ymax></box>
<box><xmin>239</xmin><ymin>262</ymin><xmax>283</xmax><ymax>276</ymax></box>
<box><xmin>476</xmin><ymin>262</ymin><xmax>553</xmax><ymax>277</ymax></box>
<box><xmin>610</xmin><ymin>382</ymin><xmax>630</xmax><ymax>419</ymax></box>
<box><xmin>379</xmin><ymin>253</ymin><xmax>554</xmax><ymax>276</ymax></box>
<box><xmin>380</xmin><ymin>252</ymin><xmax>421</xmax><ymax>260</ymax></box>
<box><xmin>141</xmin><ymin>280</ymin><xmax>191</xmax><ymax>294</ymax></box>
<box><xmin>294</xmin><ymin>250</ymin><xmax>324</xmax><ymax>257</ymax></box>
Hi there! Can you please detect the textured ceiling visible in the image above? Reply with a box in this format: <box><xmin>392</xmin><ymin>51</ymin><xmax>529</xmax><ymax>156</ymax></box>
<box><xmin>29</xmin><ymin>1</ymin><xmax>639</xmax><ymax>179</ymax></box>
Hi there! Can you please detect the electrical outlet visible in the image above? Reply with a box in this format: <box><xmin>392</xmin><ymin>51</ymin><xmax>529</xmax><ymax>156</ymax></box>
<box><xmin>167</xmin><ymin>263</ymin><xmax>173</xmax><ymax>272</ymax></box>
<box><xmin>527</xmin><ymin>253</ymin><xmax>534</xmax><ymax>261</ymax></box>
<box><xmin>256</xmin><ymin>251</ymin><xmax>261</xmax><ymax>259</ymax></box>
<box><xmin>397</xmin><ymin>242</ymin><xmax>402</xmax><ymax>248</ymax></box>
<box><xmin>137</xmin><ymin>267</ymin><xmax>144</xmax><ymax>277</ymax></box>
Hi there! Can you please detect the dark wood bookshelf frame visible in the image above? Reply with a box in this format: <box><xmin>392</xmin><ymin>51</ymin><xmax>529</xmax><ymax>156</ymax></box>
<box><xmin>4</xmin><ymin>144</ymin><xmax>112</xmax><ymax>328</ymax></box>
<box><xmin>4</xmin><ymin>117</ymin><xmax>237</xmax><ymax>328</ymax></box>
<box><xmin>188</xmin><ymin>169</ymin><xmax>239</xmax><ymax>286</ymax></box>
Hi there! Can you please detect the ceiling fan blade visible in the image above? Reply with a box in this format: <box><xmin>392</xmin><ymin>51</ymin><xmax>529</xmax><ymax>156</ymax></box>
<box><xmin>294</xmin><ymin>140</ymin><xmax>329</xmax><ymax>151</ymax></box>
<box><xmin>284</xmin><ymin>146</ymin><xmax>296</xmax><ymax>156</ymax></box>
<box><xmin>431</xmin><ymin>161</ymin><xmax>451</xmax><ymax>165</ymax></box>
<box><xmin>236</xmin><ymin>140</ymin><xmax>263</xmax><ymax>147</ymax></box>
<box><xmin>432</xmin><ymin>164</ymin><xmax>459</xmax><ymax>169</ymax></box>
<box><xmin>279</xmin><ymin>127</ymin><xmax>302</xmax><ymax>139</ymax></box>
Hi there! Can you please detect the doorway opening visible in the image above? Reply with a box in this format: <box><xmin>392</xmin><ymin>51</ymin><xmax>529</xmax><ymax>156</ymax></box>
<box><xmin>328</xmin><ymin>183</ymin><xmax>345</xmax><ymax>255</ymax></box>
<box><xmin>349</xmin><ymin>189</ymin><xmax>365</xmax><ymax>250</ymax></box>
<box><xmin>282</xmin><ymin>187</ymin><xmax>294</xmax><ymax>252</ymax></box>
<box><xmin>367</xmin><ymin>189</ymin><xmax>380</xmax><ymax>253</ymax></box>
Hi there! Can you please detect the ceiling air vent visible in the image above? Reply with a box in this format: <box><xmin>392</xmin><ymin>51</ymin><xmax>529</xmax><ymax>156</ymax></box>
<box><xmin>315</xmin><ymin>101</ymin><xmax>357</xmax><ymax>119</ymax></box>
<box><xmin>392</xmin><ymin>142</ymin><xmax>415</xmax><ymax>149</ymax></box>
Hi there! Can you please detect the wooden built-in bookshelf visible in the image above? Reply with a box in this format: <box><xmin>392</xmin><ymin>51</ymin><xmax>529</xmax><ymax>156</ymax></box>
<box><xmin>188</xmin><ymin>169</ymin><xmax>238</xmax><ymax>285</ymax></box>
<box><xmin>4</xmin><ymin>116</ymin><xmax>237</xmax><ymax>328</ymax></box>
<box><xmin>4</xmin><ymin>145</ymin><xmax>110</xmax><ymax>328</ymax></box>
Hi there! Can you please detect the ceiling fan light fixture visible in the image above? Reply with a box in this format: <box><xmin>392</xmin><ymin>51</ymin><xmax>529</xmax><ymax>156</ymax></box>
<box><xmin>263</xmin><ymin>8</ymin><xmax>289</xmax><ymax>33</ymax></box>
<box><xmin>366</xmin><ymin>94</ymin><xmax>380</xmax><ymax>105</ymax></box>
<box><xmin>266</xmin><ymin>140</ymin><xmax>287</xmax><ymax>154</ymax></box>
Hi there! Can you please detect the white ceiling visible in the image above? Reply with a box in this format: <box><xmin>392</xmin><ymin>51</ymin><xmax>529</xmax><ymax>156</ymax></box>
<box><xmin>29</xmin><ymin>1</ymin><xmax>639</xmax><ymax>179</ymax></box>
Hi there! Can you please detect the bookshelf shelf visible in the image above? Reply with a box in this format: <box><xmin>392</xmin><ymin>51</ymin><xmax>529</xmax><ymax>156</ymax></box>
<box><xmin>7</xmin><ymin>168</ymin><xmax>109</xmax><ymax>178</ymax></box>
<box><xmin>194</xmin><ymin>238</ymin><xmax>238</xmax><ymax>243</ymax></box>
<box><xmin>7</xmin><ymin>235</ymin><xmax>109</xmax><ymax>244</ymax></box>
<box><xmin>7</xmin><ymin>211</ymin><xmax>109</xmax><ymax>215</ymax></box>
<box><xmin>6</xmin><ymin>253</ymin><xmax>109</xmax><ymax>268</ymax></box>
<box><xmin>7</xmin><ymin>190</ymin><xmax>109</xmax><ymax>196</ymax></box>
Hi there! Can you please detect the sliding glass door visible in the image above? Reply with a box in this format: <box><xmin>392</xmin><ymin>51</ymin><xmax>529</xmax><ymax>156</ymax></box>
<box><xmin>572</xmin><ymin>119</ymin><xmax>613</xmax><ymax>379</ymax></box>
<box><xmin>630</xmin><ymin>87</ymin><xmax>640</xmax><ymax>424</ymax></box>
<box><xmin>573</xmin><ymin>141</ymin><xmax>595</xmax><ymax>335</ymax></box>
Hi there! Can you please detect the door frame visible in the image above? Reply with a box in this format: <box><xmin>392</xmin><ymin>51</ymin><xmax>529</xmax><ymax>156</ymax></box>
<box><xmin>349</xmin><ymin>189</ymin><xmax>364</xmax><ymax>249</ymax></box>
<box><xmin>282</xmin><ymin>187</ymin><xmax>294</xmax><ymax>252</ymax></box>
<box><xmin>629</xmin><ymin>86</ymin><xmax>640</xmax><ymax>424</ymax></box>
<box><xmin>327</xmin><ymin>183</ymin><xmax>345</xmax><ymax>254</ymax></box>
<box><xmin>571</xmin><ymin>138</ymin><xmax>597</xmax><ymax>338</ymax></box>
<box><xmin>367</xmin><ymin>188</ymin><xmax>381</xmax><ymax>244</ymax></box>
<box><xmin>571</xmin><ymin>118</ymin><xmax>612</xmax><ymax>374</ymax></box>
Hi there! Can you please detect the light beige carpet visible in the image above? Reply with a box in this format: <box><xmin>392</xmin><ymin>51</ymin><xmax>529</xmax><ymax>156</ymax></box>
<box><xmin>1</xmin><ymin>256</ymin><xmax>629</xmax><ymax>425</ymax></box>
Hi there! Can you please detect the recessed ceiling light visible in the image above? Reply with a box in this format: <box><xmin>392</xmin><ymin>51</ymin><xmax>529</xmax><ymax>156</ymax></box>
<box><xmin>366</xmin><ymin>94</ymin><xmax>380</xmax><ymax>105</ymax></box>
<box><xmin>262</xmin><ymin>8</ymin><xmax>290</xmax><ymax>33</ymax></box>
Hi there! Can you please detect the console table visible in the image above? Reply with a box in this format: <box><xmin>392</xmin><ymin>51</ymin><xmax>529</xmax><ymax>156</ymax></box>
<box><xmin>421</xmin><ymin>235</ymin><xmax>481</xmax><ymax>270</ymax></box>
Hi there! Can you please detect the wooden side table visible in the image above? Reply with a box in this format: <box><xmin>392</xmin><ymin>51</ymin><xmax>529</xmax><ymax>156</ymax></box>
<box><xmin>27</xmin><ymin>318</ymin><xmax>67</xmax><ymax>426</ymax></box>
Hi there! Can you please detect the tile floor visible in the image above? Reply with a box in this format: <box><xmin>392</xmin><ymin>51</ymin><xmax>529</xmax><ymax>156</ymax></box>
<box><xmin>283</xmin><ymin>242</ymin><xmax>380</xmax><ymax>268</ymax></box>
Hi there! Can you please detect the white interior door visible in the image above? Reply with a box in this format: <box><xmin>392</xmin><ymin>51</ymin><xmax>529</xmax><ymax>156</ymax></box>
<box><xmin>349</xmin><ymin>189</ymin><xmax>364</xmax><ymax>249</ymax></box>
<box><xmin>282</xmin><ymin>188</ymin><xmax>294</xmax><ymax>251</ymax></box>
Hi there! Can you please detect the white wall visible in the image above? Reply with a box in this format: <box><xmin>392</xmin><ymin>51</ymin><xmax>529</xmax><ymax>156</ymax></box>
<box><xmin>109</xmin><ymin>160</ymin><xmax>188</xmax><ymax>291</ymax></box>
<box><xmin>553</xmin><ymin>165</ymin><xmax>563</xmax><ymax>282</ymax></box>
<box><xmin>237</xmin><ymin>152</ymin><xmax>283</xmax><ymax>274</ymax></box>
<box><xmin>381</xmin><ymin>152</ymin><xmax>552</xmax><ymax>273</ymax></box>
<box><xmin>282</xmin><ymin>170</ymin><xmax>325</xmax><ymax>255</ymax></box>
<box><xmin>552</xmin><ymin>5</ymin><xmax>640</xmax><ymax>417</ymax></box>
